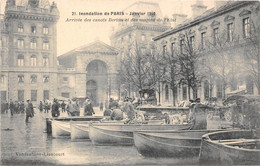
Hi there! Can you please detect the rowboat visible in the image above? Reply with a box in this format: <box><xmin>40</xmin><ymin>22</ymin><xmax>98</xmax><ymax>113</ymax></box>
<box><xmin>70</xmin><ymin>121</ymin><xmax>125</xmax><ymax>141</ymax></box>
<box><xmin>46</xmin><ymin>116</ymin><xmax>108</xmax><ymax>134</ymax></box>
<box><xmin>89</xmin><ymin>123</ymin><xmax>192</xmax><ymax>146</ymax></box>
<box><xmin>52</xmin><ymin>120</ymin><xmax>71</xmax><ymax>137</ymax></box>
<box><xmin>199</xmin><ymin>130</ymin><xmax>260</xmax><ymax>165</ymax></box>
<box><xmin>133</xmin><ymin>129</ymin><xmax>222</xmax><ymax>157</ymax></box>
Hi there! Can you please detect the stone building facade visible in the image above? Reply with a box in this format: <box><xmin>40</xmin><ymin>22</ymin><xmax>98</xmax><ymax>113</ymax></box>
<box><xmin>57</xmin><ymin>41</ymin><xmax>118</xmax><ymax>106</ymax></box>
<box><xmin>153</xmin><ymin>1</ymin><xmax>260</xmax><ymax>105</ymax></box>
<box><xmin>0</xmin><ymin>0</ymin><xmax>59</xmax><ymax>104</ymax></box>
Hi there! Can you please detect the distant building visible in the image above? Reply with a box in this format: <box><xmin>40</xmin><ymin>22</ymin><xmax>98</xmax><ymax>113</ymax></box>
<box><xmin>110</xmin><ymin>1</ymin><xmax>171</xmax><ymax>99</ymax></box>
<box><xmin>0</xmin><ymin>0</ymin><xmax>59</xmax><ymax>104</ymax></box>
<box><xmin>57</xmin><ymin>41</ymin><xmax>118</xmax><ymax>105</ymax></box>
<box><xmin>153</xmin><ymin>1</ymin><xmax>260</xmax><ymax>105</ymax></box>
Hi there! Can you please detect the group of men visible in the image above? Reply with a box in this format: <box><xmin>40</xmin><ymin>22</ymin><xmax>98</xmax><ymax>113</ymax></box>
<box><xmin>1</xmin><ymin>100</ymin><xmax>25</xmax><ymax>115</ymax></box>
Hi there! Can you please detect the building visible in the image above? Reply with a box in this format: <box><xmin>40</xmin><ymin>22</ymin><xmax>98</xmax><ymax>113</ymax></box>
<box><xmin>110</xmin><ymin>1</ymin><xmax>170</xmax><ymax>99</ymax></box>
<box><xmin>153</xmin><ymin>1</ymin><xmax>260</xmax><ymax>105</ymax></box>
<box><xmin>0</xmin><ymin>0</ymin><xmax>59</xmax><ymax>104</ymax></box>
<box><xmin>57</xmin><ymin>41</ymin><xmax>118</xmax><ymax>105</ymax></box>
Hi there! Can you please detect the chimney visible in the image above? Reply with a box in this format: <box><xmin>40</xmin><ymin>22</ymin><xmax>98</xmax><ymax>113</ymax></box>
<box><xmin>191</xmin><ymin>1</ymin><xmax>207</xmax><ymax>18</ymax></box>
<box><xmin>214</xmin><ymin>1</ymin><xmax>228</xmax><ymax>10</ymax></box>
<box><xmin>172</xmin><ymin>2</ymin><xmax>187</xmax><ymax>27</ymax></box>
<box><xmin>172</xmin><ymin>13</ymin><xmax>188</xmax><ymax>27</ymax></box>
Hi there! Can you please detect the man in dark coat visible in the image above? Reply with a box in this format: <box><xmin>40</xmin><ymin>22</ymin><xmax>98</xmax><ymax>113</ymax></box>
<box><xmin>9</xmin><ymin>99</ymin><xmax>14</xmax><ymax>116</ymax></box>
<box><xmin>25</xmin><ymin>100</ymin><xmax>34</xmax><ymax>122</ymax></box>
<box><xmin>20</xmin><ymin>101</ymin><xmax>25</xmax><ymax>113</ymax></box>
<box><xmin>84</xmin><ymin>99</ymin><xmax>95</xmax><ymax>116</ymax></box>
<box><xmin>51</xmin><ymin>99</ymin><xmax>60</xmax><ymax>117</ymax></box>
<box><xmin>61</xmin><ymin>101</ymin><xmax>66</xmax><ymax>112</ymax></box>
<box><xmin>39</xmin><ymin>101</ymin><xmax>43</xmax><ymax>112</ymax></box>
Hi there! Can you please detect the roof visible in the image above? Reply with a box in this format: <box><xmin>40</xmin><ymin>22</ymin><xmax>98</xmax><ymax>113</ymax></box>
<box><xmin>153</xmin><ymin>1</ymin><xmax>255</xmax><ymax>41</ymax></box>
<box><xmin>58</xmin><ymin>40</ymin><xmax>118</xmax><ymax>59</ymax></box>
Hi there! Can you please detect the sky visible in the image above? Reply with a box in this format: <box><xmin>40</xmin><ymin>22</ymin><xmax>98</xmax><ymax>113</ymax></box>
<box><xmin>0</xmin><ymin>0</ymin><xmax>216</xmax><ymax>56</ymax></box>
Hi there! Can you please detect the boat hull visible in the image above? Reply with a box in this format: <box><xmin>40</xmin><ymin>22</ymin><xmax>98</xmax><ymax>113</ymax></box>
<box><xmin>89</xmin><ymin>124</ymin><xmax>191</xmax><ymax>146</ymax></box>
<box><xmin>70</xmin><ymin>121</ymin><xmax>125</xmax><ymax>141</ymax></box>
<box><xmin>199</xmin><ymin>130</ymin><xmax>260</xmax><ymax>164</ymax></box>
<box><xmin>52</xmin><ymin>120</ymin><xmax>71</xmax><ymax>137</ymax></box>
<box><xmin>134</xmin><ymin>130</ymin><xmax>220</xmax><ymax>157</ymax></box>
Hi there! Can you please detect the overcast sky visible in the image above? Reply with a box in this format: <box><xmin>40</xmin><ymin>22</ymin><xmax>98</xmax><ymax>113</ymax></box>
<box><xmin>1</xmin><ymin>0</ymin><xmax>216</xmax><ymax>56</ymax></box>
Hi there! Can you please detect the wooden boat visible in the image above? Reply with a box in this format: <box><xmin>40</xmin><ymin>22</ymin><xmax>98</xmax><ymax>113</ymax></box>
<box><xmin>70</xmin><ymin>121</ymin><xmax>125</xmax><ymax>141</ymax></box>
<box><xmin>52</xmin><ymin>120</ymin><xmax>71</xmax><ymax>137</ymax></box>
<box><xmin>199</xmin><ymin>130</ymin><xmax>260</xmax><ymax>165</ymax></box>
<box><xmin>46</xmin><ymin>116</ymin><xmax>108</xmax><ymax>134</ymax></box>
<box><xmin>133</xmin><ymin>129</ymin><xmax>221</xmax><ymax>157</ymax></box>
<box><xmin>89</xmin><ymin>123</ymin><xmax>192</xmax><ymax>146</ymax></box>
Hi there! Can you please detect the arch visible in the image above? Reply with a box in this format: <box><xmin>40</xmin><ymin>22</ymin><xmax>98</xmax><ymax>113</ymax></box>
<box><xmin>86</xmin><ymin>80</ymin><xmax>98</xmax><ymax>105</ymax></box>
<box><xmin>86</xmin><ymin>60</ymin><xmax>108</xmax><ymax>75</ymax></box>
<box><xmin>204</xmin><ymin>80</ymin><xmax>210</xmax><ymax>100</ymax></box>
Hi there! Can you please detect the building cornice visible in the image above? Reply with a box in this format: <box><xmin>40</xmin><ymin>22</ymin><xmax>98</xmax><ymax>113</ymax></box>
<box><xmin>111</xmin><ymin>23</ymin><xmax>169</xmax><ymax>39</ymax></box>
<box><xmin>153</xmin><ymin>1</ymin><xmax>253</xmax><ymax>41</ymax></box>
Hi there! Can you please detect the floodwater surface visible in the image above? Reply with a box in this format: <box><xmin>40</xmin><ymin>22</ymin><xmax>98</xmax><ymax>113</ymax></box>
<box><xmin>1</xmin><ymin>108</ymin><xmax>223</xmax><ymax>165</ymax></box>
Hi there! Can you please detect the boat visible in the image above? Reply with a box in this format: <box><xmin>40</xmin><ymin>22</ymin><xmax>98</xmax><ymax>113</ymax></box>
<box><xmin>52</xmin><ymin>120</ymin><xmax>71</xmax><ymax>137</ymax></box>
<box><xmin>89</xmin><ymin>123</ymin><xmax>192</xmax><ymax>146</ymax></box>
<box><xmin>89</xmin><ymin>103</ymin><xmax>211</xmax><ymax>146</ymax></box>
<box><xmin>70</xmin><ymin>121</ymin><xmax>125</xmax><ymax>141</ymax></box>
<box><xmin>46</xmin><ymin>116</ymin><xmax>108</xmax><ymax>134</ymax></box>
<box><xmin>199</xmin><ymin>130</ymin><xmax>260</xmax><ymax>165</ymax></box>
<box><xmin>133</xmin><ymin>129</ymin><xmax>222</xmax><ymax>157</ymax></box>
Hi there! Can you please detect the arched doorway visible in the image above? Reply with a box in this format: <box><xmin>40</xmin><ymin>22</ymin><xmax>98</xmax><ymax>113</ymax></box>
<box><xmin>86</xmin><ymin>60</ymin><xmax>108</xmax><ymax>105</ymax></box>
<box><xmin>86</xmin><ymin>80</ymin><xmax>97</xmax><ymax>104</ymax></box>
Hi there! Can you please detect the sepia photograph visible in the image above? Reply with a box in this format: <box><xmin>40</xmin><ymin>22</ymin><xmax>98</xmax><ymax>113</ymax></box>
<box><xmin>0</xmin><ymin>0</ymin><xmax>260</xmax><ymax>165</ymax></box>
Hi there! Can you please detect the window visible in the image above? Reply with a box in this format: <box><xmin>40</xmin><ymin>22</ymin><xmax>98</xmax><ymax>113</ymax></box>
<box><xmin>18</xmin><ymin>75</ymin><xmax>24</xmax><ymax>83</ymax></box>
<box><xmin>30</xmin><ymin>55</ymin><xmax>37</xmax><ymax>66</ymax></box>
<box><xmin>0</xmin><ymin>75</ymin><xmax>4</xmax><ymax>84</ymax></box>
<box><xmin>243</xmin><ymin>17</ymin><xmax>250</xmax><ymax>38</ymax></box>
<box><xmin>216</xmin><ymin>82</ymin><xmax>222</xmax><ymax>99</ymax></box>
<box><xmin>180</xmin><ymin>39</ymin><xmax>184</xmax><ymax>54</ymax></box>
<box><xmin>31</xmin><ymin>25</ymin><xmax>36</xmax><ymax>34</ymax></box>
<box><xmin>31</xmin><ymin>90</ymin><xmax>37</xmax><ymax>101</ymax></box>
<box><xmin>43</xmin><ymin>56</ymin><xmax>49</xmax><ymax>66</ymax></box>
<box><xmin>182</xmin><ymin>86</ymin><xmax>187</xmax><ymax>100</ymax></box>
<box><xmin>141</xmin><ymin>34</ymin><xmax>145</xmax><ymax>41</ymax></box>
<box><xmin>18</xmin><ymin>90</ymin><xmax>24</xmax><ymax>102</ymax></box>
<box><xmin>61</xmin><ymin>92</ymin><xmax>70</xmax><ymax>98</ymax></box>
<box><xmin>171</xmin><ymin>42</ymin><xmax>175</xmax><ymax>56</ymax></box>
<box><xmin>43</xmin><ymin>41</ymin><xmax>49</xmax><ymax>50</ymax></box>
<box><xmin>31</xmin><ymin>75</ymin><xmax>37</xmax><ymax>83</ymax></box>
<box><xmin>30</xmin><ymin>38</ymin><xmax>37</xmax><ymax>49</ymax></box>
<box><xmin>43</xmin><ymin>27</ymin><xmax>49</xmax><ymax>34</ymax></box>
<box><xmin>213</xmin><ymin>28</ymin><xmax>219</xmax><ymax>45</ymax></box>
<box><xmin>17</xmin><ymin>55</ymin><xmax>24</xmax><ymax>66</ymax></box>
<box><xmin>63</xmin><ymin>77</ymin><xmax>68</xmax><ymax>83</ymax></box>
<box><xmin>43</xmin><ymin>75</ymin><xmax>49</xmax><ymax>83</ymax></box>
<box><xmin>190</xmin><ymin>36</ymin><xmax>195</xmax><ymax>50</ymax></box>
<box><xmin>17</xmin><ymin>39</ymin><xmax>24</xmax><ymax>49</ymax></box>
<box><xmin>165</xmin><ymin>85</ymin><xmax>169</xmax><ymax>101</ymax></box>
<box><xmin>227</xmin><ymin>23</ymin><xmax>233</xmax><ymax>42</ymax></box>
<box><xmin>44</xmin><ymin>90</ymin><xmax>49</xmax><ymax>100</ymax></box>
<box><xmin>18</xmin><ymin>23</ymin><xmax>24</xmax><ymax>33</ymax></box>
<box><xmin>1</xmin><ymin>91</ymin><xmax>7</xmax><ymax>101</ymax></box>
<box><xmin>163</xmin><ymin>45</ymin><xmax>167</xmax><ymax>56</ymax></box>
<box><xmin>201</xmin><ymin>32</ymin><xmax>206</xmax><ymax>49</ymax></box>
<box><xmin>204</xmin><ymin>80</ymin><xmax>209</xmax><ymax>100</ymax></box>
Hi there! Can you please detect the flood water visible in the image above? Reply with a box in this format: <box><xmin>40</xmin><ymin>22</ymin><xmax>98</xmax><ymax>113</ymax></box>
<box><xmin>1</xmin><ymin>108</ymin><xmax>223</xmax><ymax>165</ymax></box>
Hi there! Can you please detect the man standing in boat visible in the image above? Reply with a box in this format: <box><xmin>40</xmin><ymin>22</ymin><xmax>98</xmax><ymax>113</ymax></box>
<box><xmin>84</xmin><ymin>99</ymin><xmax>95</xmax><ymax>116</ymax></box>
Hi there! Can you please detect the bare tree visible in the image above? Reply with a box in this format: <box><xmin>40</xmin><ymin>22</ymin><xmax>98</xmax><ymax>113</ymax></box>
<box><xmin>176</xmin><ymin>30</ymin><xmax>202</xmax><ymax>100</ymax></box>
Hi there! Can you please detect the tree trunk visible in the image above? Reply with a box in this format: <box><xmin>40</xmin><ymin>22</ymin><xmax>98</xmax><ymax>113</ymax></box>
<box><xmin>172</xmin><ymin>88</ymin><xmax>176</xmax><ymax>107</ymax></box>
